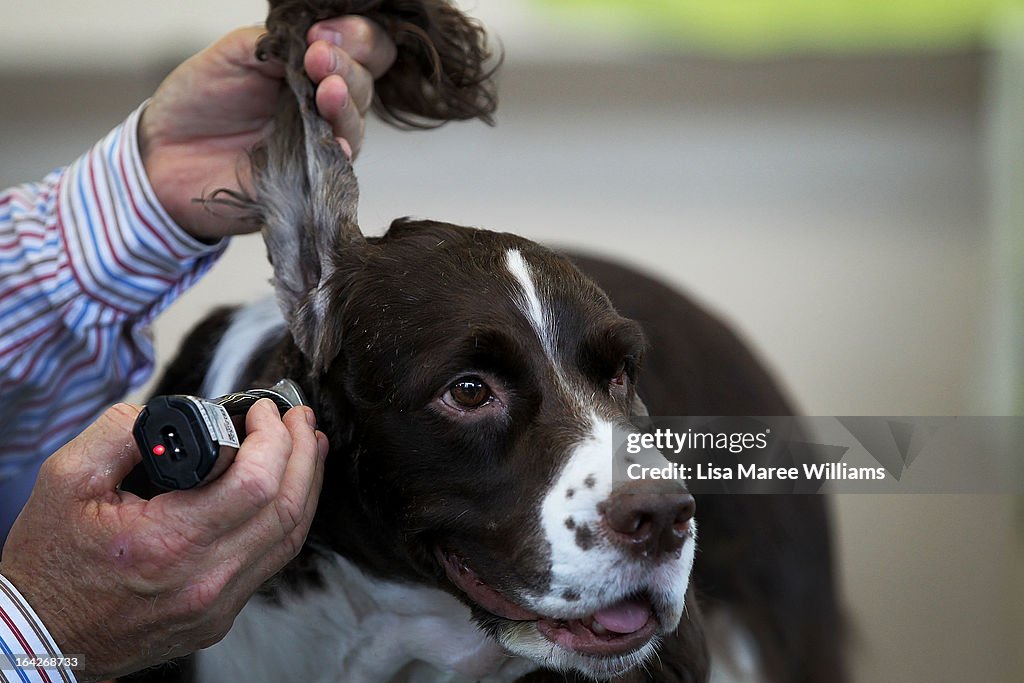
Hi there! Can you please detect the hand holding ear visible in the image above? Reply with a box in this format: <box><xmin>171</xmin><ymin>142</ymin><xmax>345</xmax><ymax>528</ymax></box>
<box><xmin>139</xmin><ymin>17</ymin><xmax>397</xmax><ymax>241</ymax></box>
<box><xmin>0</xmin><ymin>401</ymin><xmax>327</xmax><ymax>681</ymax></box>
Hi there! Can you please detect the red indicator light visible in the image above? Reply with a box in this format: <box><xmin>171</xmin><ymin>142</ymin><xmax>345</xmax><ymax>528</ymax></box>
<box><xmin>152</xmin><ymin>444</ymin><xmax>166</xmax><ymax>456</ymax></box>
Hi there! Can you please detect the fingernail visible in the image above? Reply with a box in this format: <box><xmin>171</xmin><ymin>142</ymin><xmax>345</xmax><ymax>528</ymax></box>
<box><xmin>304</xmin><ymin>407</ymin><xmax>317</xmax><ymax>429</ymax></box>
<box><xmin>312</xmin><ymin>28</ymin><xmax>344</xmax><ymax>47</ymax></box>
<box><xmin>337</xmin><ymin>137</ymin><xmax>354</xmax><ymax>160</ymax></box>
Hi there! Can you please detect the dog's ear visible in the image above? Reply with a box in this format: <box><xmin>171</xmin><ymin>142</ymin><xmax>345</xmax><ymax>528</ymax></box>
<box><xmin>225</xmin><ymin>0</ymin><xmax>498</xmax><ymax>372</ymax></box>
<box><xmin>255</xmin><ymin>44</ymin><xmax>362</xmax><ymax>373</ymax></box>
<box><xmin>235</xmin><ymin>20</ymin><xmax>362</xmax><ymax>372</ymax></box>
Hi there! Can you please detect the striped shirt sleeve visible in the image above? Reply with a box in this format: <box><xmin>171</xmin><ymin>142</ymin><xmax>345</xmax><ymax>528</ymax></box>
<box><xmin>0</xmin><ymin>575</ymin><xmax>77</xmax><ymax>683</ymax></box>
<box><xmin>0</xmin><ymin>103</ymin><xmax>227</xmax><ymax>485</ymax></box>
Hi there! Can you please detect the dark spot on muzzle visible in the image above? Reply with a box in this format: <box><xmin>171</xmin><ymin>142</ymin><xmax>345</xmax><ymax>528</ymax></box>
<box><xmin>575</xmin><ymin>523</ymin><xmax>596</xmax><ymax>550</ymax></box>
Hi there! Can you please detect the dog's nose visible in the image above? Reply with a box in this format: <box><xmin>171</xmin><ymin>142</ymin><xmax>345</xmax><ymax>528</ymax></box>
<box><xmin>600</xmin><ymin>483</ymin><xmax>695</xmax><ymax>558</ymax></box>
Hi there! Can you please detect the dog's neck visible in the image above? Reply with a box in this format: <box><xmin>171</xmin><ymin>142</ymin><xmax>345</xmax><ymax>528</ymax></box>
<box><xmin>195</xmin><ymin>552</ymin><xmax>537</xmax><ymax>683</ymax></box>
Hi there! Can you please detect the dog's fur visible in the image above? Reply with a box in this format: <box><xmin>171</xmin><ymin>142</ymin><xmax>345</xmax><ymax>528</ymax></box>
<box><xmin>121</xmin><ymin>1</ymin><xmax>846</xmax><ymax>681</ymax></box>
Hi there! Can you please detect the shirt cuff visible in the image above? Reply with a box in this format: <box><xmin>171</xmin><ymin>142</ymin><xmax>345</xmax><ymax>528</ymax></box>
<box><xmin>0</xmin><ymin>574</ymin><xmax>78</xmax><ymax>682</ymax></box>
<box><xmin>56</xmin><ymin>101</ymin><xmax>227</xmax><ymax>320</ymax></box>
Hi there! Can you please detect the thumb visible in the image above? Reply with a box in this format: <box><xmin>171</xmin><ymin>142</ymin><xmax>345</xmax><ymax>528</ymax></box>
<box><xmin>49</xmin><ymin>403</ymin><xmax>143</xmax><ymax>498</ymax></box>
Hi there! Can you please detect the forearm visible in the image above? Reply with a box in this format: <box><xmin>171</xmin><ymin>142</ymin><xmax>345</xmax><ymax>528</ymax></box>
<box><xmin>0</xmin><ymin>104</ymin><xmax>226</xmax><ymax>490</ymax></box>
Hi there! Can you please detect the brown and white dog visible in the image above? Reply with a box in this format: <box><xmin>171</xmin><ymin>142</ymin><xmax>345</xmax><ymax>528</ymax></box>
<box><xmin>124</xmin><ymin>1</ymin><xmax>846</xmax><ymax>681</ymax></box>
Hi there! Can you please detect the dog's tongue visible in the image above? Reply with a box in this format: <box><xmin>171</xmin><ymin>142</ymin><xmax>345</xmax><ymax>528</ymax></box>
<box><xmin>592</xmin><ymin>599</ymin><xmax>652</xmax><ymax>634</ymax></box>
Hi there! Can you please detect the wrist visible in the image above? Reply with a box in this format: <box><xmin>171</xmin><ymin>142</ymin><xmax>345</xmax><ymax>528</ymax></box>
<box><xmin>130</xmin><ymin>103</ymin><xmax>228</xmax><ymax>249</ymax></box>
<box><xmin>137</xmin><ymin>105</ymin><xmax>196</xmax><ymax>239</ymax></box>
<box><xmin>136</xmin><ymin>101</ymin><xmax>258</xmax><ymax>242</ymax></box>
<box><xmin>0</xmin><ymin>565</ymin><xmax>92</xmax><ymax>680</ymax></box>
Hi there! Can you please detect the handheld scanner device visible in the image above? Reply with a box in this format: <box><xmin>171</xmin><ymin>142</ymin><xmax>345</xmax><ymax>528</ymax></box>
<box><xmin>133</xmin><ymin>379</ymin><xmax>307</xmax><ymax>490</ymax></box>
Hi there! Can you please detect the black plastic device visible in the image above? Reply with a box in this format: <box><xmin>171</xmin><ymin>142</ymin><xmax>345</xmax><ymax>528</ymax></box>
<box><xmin>133</xmin><ymin>379</ymin><xmax>306</xmax><ymax>490</ymax></box>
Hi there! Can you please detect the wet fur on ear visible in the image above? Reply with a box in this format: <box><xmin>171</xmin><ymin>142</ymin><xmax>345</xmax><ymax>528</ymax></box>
<box><xmin>211</xmin><ymin>0</ymin><xmax>498</xmax><ymax>372</ymax></box>
<box><xmin>254</xmin><ymin>20</ymin><xmax>360</xmax><ymax>374</ymax></box>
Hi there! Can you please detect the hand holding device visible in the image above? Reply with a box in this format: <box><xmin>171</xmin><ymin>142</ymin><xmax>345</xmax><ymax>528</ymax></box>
<box><xmin>133</xmin><ymin>379</ymin><xmax>307</xmax><ymax>490</ymax></box>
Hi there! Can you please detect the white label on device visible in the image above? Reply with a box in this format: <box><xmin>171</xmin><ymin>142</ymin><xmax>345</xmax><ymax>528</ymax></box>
<box><xmin>193</xmin><ymin>399</ymin><xmax>241</xmax><ymax>449</ymax></box>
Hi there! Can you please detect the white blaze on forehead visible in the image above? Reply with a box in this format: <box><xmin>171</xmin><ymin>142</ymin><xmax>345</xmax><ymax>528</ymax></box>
<box><xmin>505</xmin><ymin>248</ymin><xmax>557</xmax><ymax>363</ymax></box>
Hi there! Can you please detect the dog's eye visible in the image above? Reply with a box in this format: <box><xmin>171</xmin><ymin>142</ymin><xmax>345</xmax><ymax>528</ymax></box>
<box><xmin>447</xmin><ymin>377</ymin><xmax>492</xmax><ymax>409</ymax></box>
<box><xmin>611</xmin><ymin>364</ymin><xmax>628</xmax><ymax>388</ymax></box>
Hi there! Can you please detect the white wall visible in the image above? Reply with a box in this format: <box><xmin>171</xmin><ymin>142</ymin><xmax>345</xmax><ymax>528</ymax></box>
<box><xmin>0</xmin><ymin>0</ymin><xmax>263</xmax><ymax>70</ymax></box>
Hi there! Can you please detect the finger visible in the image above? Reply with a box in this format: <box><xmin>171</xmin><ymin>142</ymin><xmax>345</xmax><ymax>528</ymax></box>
<box><xmin>157</xmin><ymin>399</ymin><xmax>292</xmax><ymax>546</ymax></box>
<box><xmin>235</xmin><ymin>407</ymin><xmax>323</xmax><ymax>548</ymax></box>
<box><xmin>316</xmin><ymin>74</ymin><xmax>365</xmax><ymax>158</ymax></box>
<box><xmin>304</xmin><ymin>41</ymin><xmax>375</xmax><ymax>114</ymax></box>
<box><xmin>245</xmin><ymin>430</ymin><xmax>328</xmax><ymax>591</ymax></box>
<box><xmin>267</xmin><ymin>407</ymin><xmax>322</xmax><ymax>538</ymax></box>
<box><xmin>336</xmin><ymin>137</ymin><xmax>354</xmax><ymax>160</ymax></box>
<box><xmin>51</xmin><ymin>403</ymin><xmax>143</xmax><ymax>498</ymax></box>
<box><xmin>143</xmin><ymin>419</ymin><xmax>323</xmax><ymax>614</ymax></box>
<box><xmin>208</xmin><ymin>413</ymin><xmax>326</xmax><ymax>590</ymax></box>
<box><xmin>307</xmin><ymin>16</ymin><xmax>397</xmax><ymax>79</ymax></box>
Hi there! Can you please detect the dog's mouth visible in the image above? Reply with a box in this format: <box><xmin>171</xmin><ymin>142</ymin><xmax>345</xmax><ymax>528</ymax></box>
<box><xmin>437</xmin><ymin>549</ymin><xmax>659</xmax><ymax>658</ymax></box>
<box><xmin>533</xmin><ymin>600</ymin><xmax>657</xmax><ymax>657</ymax></box>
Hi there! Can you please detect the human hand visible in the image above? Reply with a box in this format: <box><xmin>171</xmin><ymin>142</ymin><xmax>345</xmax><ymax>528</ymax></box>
<box><xmin>0</xmin><ymin>400</ymin><xmax>328</xmax><ymax>682</ymax></box>
<box><xmin>140</xmin><ymin>17</ymin><xmax>397</xmax><ymax>240</ymax></box>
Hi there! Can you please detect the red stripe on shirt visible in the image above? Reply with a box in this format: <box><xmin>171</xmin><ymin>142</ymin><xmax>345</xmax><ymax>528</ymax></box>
<box><xmin>93</xmin><ymin>149</ymin><xmax>175</xmax><ymax>287</ymax></box>
<box><xmin>0</xmin><ymin>606</ymin><xmax>53</xmax><ymax>683</ymax></box>
<box><xmin>53</xmin><ymin>173</ymin><xmax>135</xmax><ymax>318</ymax></box>
<box><xmin>116</xmin><ymin>148</ymin><xmax>190</xmax><ymax>262</ymax></box>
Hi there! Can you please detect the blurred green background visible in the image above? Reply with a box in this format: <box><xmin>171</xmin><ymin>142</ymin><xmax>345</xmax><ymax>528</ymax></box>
<box><xmin>537</xmin><ymin>0</ymin><xmax>1024</xmax><ymax>53</ymax></box>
